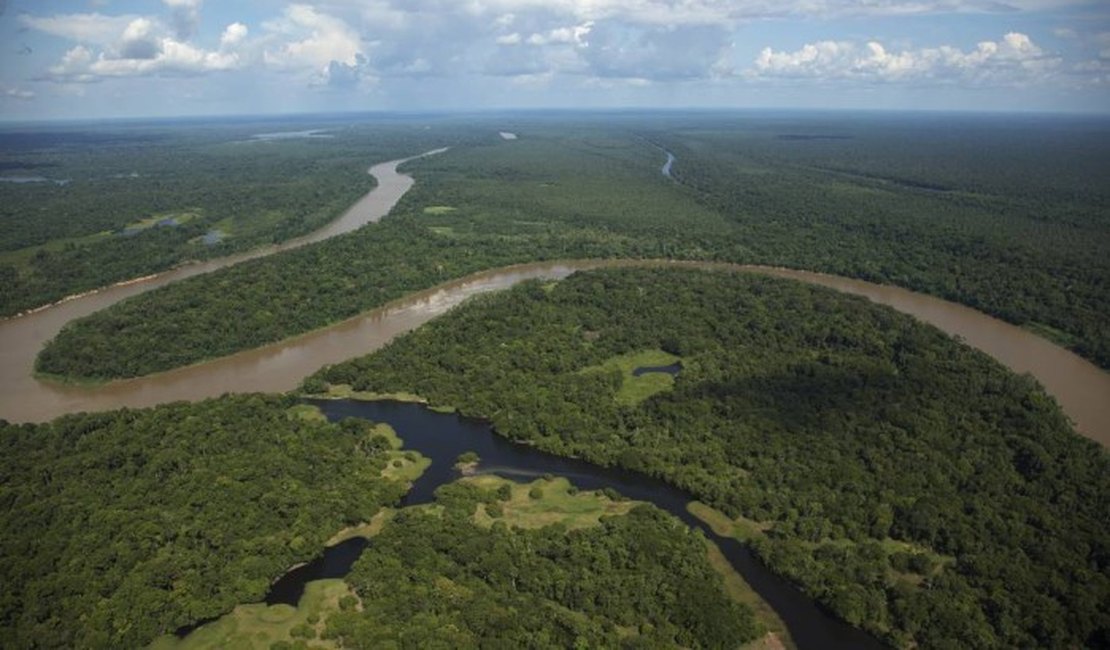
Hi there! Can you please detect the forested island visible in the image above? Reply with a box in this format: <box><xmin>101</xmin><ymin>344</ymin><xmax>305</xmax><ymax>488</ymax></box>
<box><xmin>308</xmin><ymin>267</ymin><xmax>1110</xmax><ymax>648</ymax></box>
<box><xmin>33</xmin><ymin>113</ymin><xmax>1110</xmax><ymax>382</ymax></box>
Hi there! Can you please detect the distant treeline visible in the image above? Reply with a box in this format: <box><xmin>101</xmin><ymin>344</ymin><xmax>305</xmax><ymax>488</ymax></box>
<box><xmin>311</xmin><ymin>267</ymin><xmax>1110</xmax><ymax>648</ymax></box>
<box><xmin>0</xmin><ymin>121</ymin><xmax>488</xmax><ymax>316</ymax></box>
<box><xmin>35</xmin><ymin>116</ymin><xmax>1110</xmax><ymax>379</ymax></box>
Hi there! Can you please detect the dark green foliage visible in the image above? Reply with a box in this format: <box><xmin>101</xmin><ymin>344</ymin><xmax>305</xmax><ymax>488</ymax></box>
<box><xmin>0</xmin><ymin>395</ymin><xmax>408</xmax><ymax>648</ymax></box>
<box><xmin>327</xmin><ymin>492</ymin><xmax>759</xmax><ymax>648</ymax></box>
<box><xmin>650</xmin><ymin>115</ymin><xmax>1110</xmax><ymax>368</ymax></box>
<box><xmin>36</xmin><ymin>116</ymin><xmax>1110</xmax><ymax>379</ymax></box>
<box><xmin>314</xmin><ymin>267</ymin><xmax>1110</xmax><ymax>648</ymax></box>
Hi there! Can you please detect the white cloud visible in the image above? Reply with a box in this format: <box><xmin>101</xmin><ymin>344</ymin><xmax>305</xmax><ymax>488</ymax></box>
<box><xmin>525</xmin><ymin>22</ymin><xmax>592</xmax><ymax>46</ymax></box>
<box><xmin>118</xmin><ymin>18</ymin><xmax>161</xmax><ymax>60</ymax></box>
<box><xmin>263</xmin><ymin>5</ymin><xmax>363</xmax><ymax>70</ymax></box>
<box><xmin>750</xmin><ymin>33</ymin><xmax>1061</xmax><ymax>85</ymax></box>
<box><xmin>20</xmin><ymin>13</ymin><xmax>137</xmax><ymax>45</ymax></box>
<box><xmin>221</xmin><ymin>22</ymin><xmax>249</xmax><ymax>48</ymax></box>
<box><xmin>328</xmin><ymin>0</ymin><xmax>1096</xmax><ymax>27</ymax></box>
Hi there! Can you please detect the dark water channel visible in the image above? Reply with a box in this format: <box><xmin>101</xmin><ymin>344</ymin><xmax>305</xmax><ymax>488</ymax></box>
<box><xmin>632</xmin><ymin>363</ymin><xmax>682</xmax><ymax>377</ymax></box>
<box><xmin>263</xmin><ymin>399</ymin><xmax>884</xmax><ymax>650</ymax></box>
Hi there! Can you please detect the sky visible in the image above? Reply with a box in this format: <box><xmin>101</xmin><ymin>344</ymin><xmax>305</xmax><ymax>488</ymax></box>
<box><xmin>1</xmin><ymin>0</ymin><xmax>1108</xmax><ymax>121</ymax></box>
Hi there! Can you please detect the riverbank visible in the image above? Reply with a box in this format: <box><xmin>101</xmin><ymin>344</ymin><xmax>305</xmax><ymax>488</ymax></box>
<box><xmin>6</xmin><ymin>258</ymin><xmax>1104</xmax><ymax>447</ymax></box>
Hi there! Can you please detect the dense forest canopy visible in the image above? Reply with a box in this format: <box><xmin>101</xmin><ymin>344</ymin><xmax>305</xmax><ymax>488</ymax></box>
<box><xmin>0</xmin><ymin>395</ymin><xmax>409</xmax><ymax>648</ymax></box>
<box><xmin>310</xmin><ymin>267</ymin><xmax>1110</xmax><ymax>648</ymax></box>
<box><xmin>33</xmin><ymin>113</ymin><xmax>1110</xmax><ymax>381</ymax></box>
<box><xmin>326</xmin><ymin>480</ymin><xmax>760</xmax><ymax>648</ymax></box>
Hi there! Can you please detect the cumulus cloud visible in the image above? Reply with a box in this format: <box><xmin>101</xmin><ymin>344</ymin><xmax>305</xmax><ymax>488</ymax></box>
<box><xmin>118</xmin><ymin>18</ymin><xmax>161</xmax><ymax>60</ymax></box>
<box><xmin>263</xmin><ymin>5</ymin><xmax>362</xmax><ymax>70</ymax></box>
<box><xmin>749</xmin><ymin>32</ymin><xmax>1060</xmax><ymax>85</ymax></box>
<box><xmin>221</xmin><ymin>22</ymin><xmax>248</xmax><ymax>48</ymax></box>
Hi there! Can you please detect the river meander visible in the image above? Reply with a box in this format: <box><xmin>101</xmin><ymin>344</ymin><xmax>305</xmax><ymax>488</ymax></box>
<box><xmin>3</xmin><ymin>144</ymin><xmax>1107</xmax><ymax>649</ymax></box>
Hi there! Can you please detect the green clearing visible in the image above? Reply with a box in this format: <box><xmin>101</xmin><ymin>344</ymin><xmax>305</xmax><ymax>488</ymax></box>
<box><xmin>123</xmin><ymin>210</ymin><xmax>201</xmax><ymax>232</ymax></box>
<box><xmin>580</xmin><ymin>348</ymin><xmax>680</xmax><ymax>406</ymax></box>
<box><xmin>326</xmin><ymin>509</ymin><xmax>394</xmax><ymax>546</ymax></box>
<box><xmin>149</xmin><ymin>578</ymin><xmax>351</xmax><ymax>650</ymax></box>
<box><xmin>422</xmin><ymin>205</ymin><xmax>457</xmax><ymax>215</ymax></box>
<box><xmin>316</xmin><ymin>384</ymin><xmax>457</xmax><ymax>413</ymax></box>
<box><xmin>467</xmin><ymin>475</ymin><xmax>637</xmax><ymax>530</ymax></box>
<box><xmin>688</xmin><ymin>501</ymin><xmax>772</xmax><ymax>543</ymax></box>
<box><xmin>285</xmin><ymin>403</ymin><xmax>326</xmax><ymax>422</ymax></box>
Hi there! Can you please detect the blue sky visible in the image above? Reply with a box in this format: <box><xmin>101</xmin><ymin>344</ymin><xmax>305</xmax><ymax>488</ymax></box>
<box><xmin>1</xmin><ymin>0</ymin><xmax>1108</xmax><ymax>120</ymax></box>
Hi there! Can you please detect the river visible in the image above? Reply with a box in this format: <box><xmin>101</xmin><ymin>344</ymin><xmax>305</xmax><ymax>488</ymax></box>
<box><xmin>0</xmin><ymin>147</ymin><xmax>1106</xmax><ymax>440</ymax></box>
<box><xmin>260</xmin><ymin>398</ymin><xmax>886</xmax><ymax>650</ymax></box>
<box><xmin>5</xmin><ymin>144</ymin><xmax>1107</xmax><ymax>649</ymax></box>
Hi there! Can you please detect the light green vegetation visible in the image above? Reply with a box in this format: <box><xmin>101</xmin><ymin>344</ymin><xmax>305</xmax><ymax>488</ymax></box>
<box><xmin>581</xmin><ymin>348</ymin><xmax>681</xmax><ymax>406</ymax></box>
<box><xmin>421</xmin><ymin>205</ymin><xmax>457</xmax><ymax>215</ymax></box>
<box><xmin>318</xmin><ymin>383</ymin><xmax>426</xmax><ymax>404</ymax></box>
<box><xmin>703</xmin><ymin>540</ymin><xmax>794</xmax><ymax>650</ymax></box>
<box><xmin>315</xmin><ymin>384</ymin><xmax>457</xmax><ymax>413</ymax></box>
<box><xmin>285</xmin><ymin>403</ymin><xmax>327</xmax><ymax>422</ymax></box>
<box><xmin>467</xmin><ymin>475</ymin><xmax>637</xmax><ymax>530</ymax></box>
<box><xmin>688</xmin><ymin>501</ymin><xmax>772</xmax><ymax>543</ymax></box>
<box><xmin>124</xmin><ymin>210</ymin><xmax>202</xmax><ymax>232</ymax></box>
<box><xmin>327</xmin><ymin>509</ymin><xmax>394</xmax><ymax>546</ymax></box>
<box><xmin>149</xmin><ymin>578</ymin><xmax>352</xmax><ymax>650</ymax></box>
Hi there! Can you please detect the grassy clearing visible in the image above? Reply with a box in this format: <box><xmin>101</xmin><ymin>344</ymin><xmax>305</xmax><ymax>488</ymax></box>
<box><xmin>327</xmin><ymin>509</ymin><xmax>393</xmax><ymax>546</ymax></box>
<box><xmin>688</xmin><ymin>501</ymin><xmax>771</xmax><ymax>542</ymax></box>
<box><xmin>285</xmin><ymin>404</ymin><xmax>326</xmax><ymax>422</ymax></box>
<box><xmin>123</xmin><ymin>210</ymin><xmax>201</xmax><ymax>232</ymax></box>
<box><xmin>0</xmin><ymin>231</ymin><xmax>112</xmax><ymax>268</ymax></box>
<box><xmin>580</xmin><ymin>349</ymin><xmax>681</xmax><ymax>406</ymax></box>
<box><xmin>321</xmin><ymin>384</ymin><xmax>458</xmax><ymax>413</ymax></box>
<box><xmin>422</xmin><ymin>205</ymin><xmax>457</xmax><ymax>215</ymax></box>
<box><xmin>149</xmin><ymin>578</ymin><xmax>352</xmax><ymax>650</ymax></box>
<box><xmin>467</xmin><ymin>475</ymin><xmax>637</xmax><ymax>530</ymax></box>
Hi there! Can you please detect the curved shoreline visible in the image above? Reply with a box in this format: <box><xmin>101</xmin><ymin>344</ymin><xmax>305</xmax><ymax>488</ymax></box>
<box><xmin>0</xmin><ymin>149</ymin><xmax>446</xmax><ymax>420</ymax></box>
<box><xmin>1</xmin><ymin>144</ymin><xmax>1106</xmax><ymax>446</ymax></box>
<box><xmin>1</xmin><ymin>256</ymin><xmax>1105</xmax><ymax>446</ymax></box>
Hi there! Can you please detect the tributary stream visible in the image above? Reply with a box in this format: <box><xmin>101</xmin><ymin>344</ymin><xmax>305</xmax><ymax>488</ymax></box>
<box><xmin>266</xmin><ymin>398</ymin><xmax>886</xmax><ymax>650</ymax></box>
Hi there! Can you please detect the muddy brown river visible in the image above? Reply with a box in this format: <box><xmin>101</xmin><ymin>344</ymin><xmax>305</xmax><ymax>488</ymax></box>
<box><xmin>0</xmin><ymin>154</ymin><xmax>1106</xmax><ymax>448</ymax></box>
